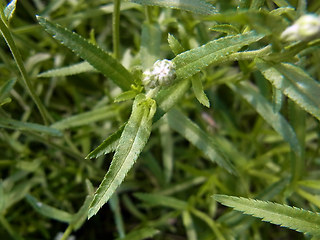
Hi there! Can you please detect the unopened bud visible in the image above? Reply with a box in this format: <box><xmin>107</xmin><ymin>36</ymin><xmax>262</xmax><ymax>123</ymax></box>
<box><xmin>281</xmin><ymin>14</ymin><xmax>320</xmax><ymax>42</ymax></box>
<box><xmin>142</xmin><ymin>59</ymin><xmax>176</xmax><ymax>89</ymax></box>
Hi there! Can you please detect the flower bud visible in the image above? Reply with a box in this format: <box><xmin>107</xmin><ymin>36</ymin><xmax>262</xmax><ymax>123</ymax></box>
<box><xmin>281</xmin><ymin>14</ymin><xmax>320</xmax><ymax>42</ymax></box>
<box><xmin>142</xmin><ymin>59</ymin><xmax>176</xmax><ymax>89</ymax></box>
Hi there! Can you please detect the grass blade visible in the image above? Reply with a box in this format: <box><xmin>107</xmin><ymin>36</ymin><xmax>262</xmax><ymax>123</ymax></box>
<box><xmin>167</xmin><ymin>108</ymin><xmax>236</xmax><ymax>174</ymax></box>
<box><xmin>37</xmin><ymin>16</ymin><xmax>134</xmax><ymax>91</ymax></box>
<box><xmin>256</xmin><ymin>59</ymin><xmax>320</xmax><ymax>121</ymax></box>
<box><xmin>214</xmin><ymin>194</ymin><xmax>320</xmax><ymax>237</ymax></box>
<box><xmin>115</xmin><ymin>227</ymin><xmax>159</xmax><ymax>240</ymax></box>
<box><xmin>26</xmin><ymin>195</ymin><xmax>73</xmax><ymax>223</ymax></box>
<box><xmin>131</xmin><ymin>0</ymin><xmax>217</xmax><ymax>15</ymax></box>
<box><xmin>134</xmin><ymin>193</ymin><xmax>187</xmax><ymax>210</ymax></box>
<box><xmin>173</xmin><ymin>31</ymin><xmax>264</xmax><ymax>80</ymax></box>
<box><xmin>0</xmin><ymin>118</ymin><xmax>62</xmax><ymax>137</ymax></box>
<box><xmin>88</xmin><ymin>94</ymin><xmax>156</xmax><ymax>218</ymax></box>
<box><xmin>38</xmin><ymin>61</ymin><xmax>95</xmax><ymax>78</ymax></box>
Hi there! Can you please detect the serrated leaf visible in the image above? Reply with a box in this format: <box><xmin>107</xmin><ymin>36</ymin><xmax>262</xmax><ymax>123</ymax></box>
<box><xmin>134</xmin><ymin>193</ymin><xmax>187</xmax><ymax>210</ymax></box>
<box><xmin>214</xmin><ymin>194</ymin><xmax>320</xmax><ymax>236</ymax></box>
<box><xmin>130</xmin><ymin>0</ymin><xmax>217</xmax><ymax>15</ymax></box>
<box><xmin>141</xmin><ymin>22</ymin><xmax>161</xmax><ymax>70</ymax></box>
<box><xmin>3</xmin><ymin>0</ymin><xmax>17</xmax><ymax>21</ymax></box>
<box><xmin>173</xmin><ymin>31</ymin><xmax>264</xmax><ymax>80</ymax></box>
<box><xmin>86</xmin><ymin>124</ymin><xmax>125</xmax><ymax>159</ymax></box>
<box><xmin>26</xmin><ymin>195</ymin><xmax>73</xmax><ymax>223</ymax></box>
<box><xmin>228</xmin><ymin>82</ymin><xmax>301</xmax><ymax>155</ymax></box>
<box><xmin>38</xmin><ymin>61</ymin><xmax>95</xmax><ymax>78</ymax></box>
<box><xmin>88</xmin><ymin>94</ymin><xmax>156</xmax><ymax>218</ymax></box>
<box><xmin>167</xmin><ymin>108</ymin><xmax>236</xmax><ymax>174</ymax></box>
<box><xmin>37</xmin><ymin>16</ymin><xmax>133</xmax><ymax>91</ymax></box>
<box><xmin>51</xmin><ymin>105</ymin><xmax>119</xmax><ymax>130</ymax></box>
<box><xmin>256</xmin><ymin>59</ymin><xmax>320</xmax><ymax>121</ymax></box>
<box><xmin>0</xmin><ymin>118</ymin><xmax>62</xmax><ymax>137</ymax></box>
<box><xmin>191</xmin><ymin>74</ymin><xmax>210</xmax><ymax>107</ymax></box>
<box><xmin>115</xmin><ymin>227</ymin><xmax>160</xmax><ymax>240</ymax></box>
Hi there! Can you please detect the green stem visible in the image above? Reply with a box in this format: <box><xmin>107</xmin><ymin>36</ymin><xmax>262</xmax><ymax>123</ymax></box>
<box><xmin>0</xmin><ymin>18</ymin><xmax>52</xmax><ymax>125</ymax></box>
<box><xmin>113</xmin><ymin>0</ymin><xmax>121</xmax><ymax>60</ymax></box>
<box><xmin>145</xmin><ymin>6</ymin><xmax>153</xmax><ymax>24</ymax></box>
<box><xmin>221</xmin><ymin>45</ymin><xmax>272</xmax><ymax>63</ymax></box>
<box><xmin>60</xmin><ymin>225</ymin><xmax>73</xmax><ymax>240</ymax></box>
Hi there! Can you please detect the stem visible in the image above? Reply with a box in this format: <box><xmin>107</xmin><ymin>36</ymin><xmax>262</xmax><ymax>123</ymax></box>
<box><xmin>0</xmin><ymin>18</ymin><xmax>52</xmax><ymax>125</ymax></box>
<box><xmin>60</xmin><ymin>225</ymin><xmax>73</xmax><ymax>240</ymax></box>
<box><xmin>113</xmin><ymin>0</ymin><xmax>121</xmax><ymax>60</ymax></box>
<box><xmin>145</xmin><ymin>6</ymin><xmax>153</xmax><ymax>24</ymax></box>
<box><xmin>0</xmin><ymin>215</ymin><xmax>23</xmax><ymax>240</ymax></box>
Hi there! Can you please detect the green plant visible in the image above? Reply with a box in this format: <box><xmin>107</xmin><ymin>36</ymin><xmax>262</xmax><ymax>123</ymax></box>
<box><xmin>1</xmin><ymin>0</ymin><xmax>320</xmax><ymax>239</ymax></box>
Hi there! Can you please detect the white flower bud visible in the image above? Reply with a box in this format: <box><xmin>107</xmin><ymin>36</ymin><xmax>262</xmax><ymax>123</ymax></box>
<box><xmin>142</xmin><ymin>59</ymin><xmax>176</xmax><ymax>89</ymax></box>
<box><xmin>281</xmin><ymin>14</ymin><xmax>320</xmax><ymax>42</ymax></box>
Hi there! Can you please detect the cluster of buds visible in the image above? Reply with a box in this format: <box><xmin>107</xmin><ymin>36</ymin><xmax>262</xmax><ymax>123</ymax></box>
<box><xmin>142</xmin><ymin>59</ymin><xmax>176</xmax><ymax>90</ymax></box>
<box><xmin>281</xmin><ymin>14</ymin><xmax>320</xmax><ymax>42</ymax></box>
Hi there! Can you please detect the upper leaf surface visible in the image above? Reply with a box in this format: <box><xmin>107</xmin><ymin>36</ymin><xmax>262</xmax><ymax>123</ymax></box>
<box><xmin>131</xmin><ymin>0</ymin><xmax>217</xmax><ymax>15</ymax></box>
<box><xmin>37</xmin><ymin>16</ymin><xmax>133</xmax><ymax>91</ymax></box>
<box><xmin>256</xmin><ymin>59</ymin><xmax>320</xmax><ymax>121</ymax></box>
<box><xmin>214</xmin><ymin>194</ymin><xmax>320</xmax><ymax>236</ymax></box>
<box><xmin>88</xmin><ymin>94</ymin><xmax>156</xmax><ymax>218</ymax></box>
<box><xmin>173</xmin><ymin>31</ymin><xmax>264</xmax><ymax>80</ymax></box>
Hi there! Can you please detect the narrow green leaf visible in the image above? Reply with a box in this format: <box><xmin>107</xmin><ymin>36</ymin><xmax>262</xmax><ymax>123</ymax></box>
<box><xmin>37</xmin><ymin>16</ymin><xmax>133</xmax><ymax>91</ymax></box>
<box><xmin>0</xmin><ymin>78</ymin><xmax>16</xmax><ymax>102</ymax></box>
<box><xmin>88</xmin><ymin>94</ymin><xmax>156</xmax><ymax>218</ymax></box>
<box><xmin>3</xmin><ymin>0</ymin><xmax>17</xmax><ymax>21</ymax></box>
<box><xmin>51</xmin><ymin>105</ymin><xmax>119</xmax><ymax>130</ymax></box>
<box><xmin>26</xmin><ymin>195</ymin><xmax>73</xmax><ymax>223</ymax></box>
<box><xmin>38</xmin><ymin>61</ymin><xmax>95</xmax><ymax>78</ymax></box>
<box><xmin>168</xmin><ymin>34</ymin><xmax>185</xmax><ymax>56</ymax></box>
<box><xmin>228</xmin><ymin>82</ymin><xmax>301</xmax><ymax>155</ymax></box>
<box><xmin>141</xmin><ymin>22</ymin><xmax>161</xmax><ymax>70</ymax></box>
<box><xmin>214</xmin><ymin>194</ymin><xmax>320</xmax><ymax>236</ymax></box>
<box><xmin>272</xmin><ymin>87</ymin><xmax>283</xmax><ymax>112</ymax></box>
<box><xmin>85</xmin><ymin>124</ymin><xmax>125</xmax><ymax>159</ymax></box>
<box><xmin>0</xmin><ymin>118</ymin><xmax>62</xmax><ymax>137</ymax></box>
<box><xmin>115</xmin><ymin>227</ymin><xmax>159</xmax><ymax>240</ymax></box>
<box><xmin>210</xmin><ymin>24</ymin><xmax>239</xmax><ymax>35</ymax></box>
<box><xmin>182</xmin><ymin>210</ymin><xmax>197</xmax><ymax>240</ymax></box>
<box><xmin>131</xmin><ymin>0</ymin><xmax>217</xmax><ymax>15</ymax></box>
<box><xmin>110</xmin><ymin>194</ymin><xmax>125</xmax><ymax>238</ymax></box>
<box><xmin>114</xmin><ymin>90</ymin><xmax>139</xmax><ymax>103</ymax></box>
<box><xmin>71</xmin><ymin>195</ymin><xmax>94</xmax><ymax>230</ymax></box>
<box><xmin>191</xmin><ymin>74</ymin><xmax>210</xmax><ymax>107</ymax></box>
<box><xmin>134</xmin><ymin>193</ymin><xmax>187</xmax><ymax>210</ymax></box>
<box><xmin>173</xmin><ymin>31</ymin><xmax>264</xmax><ymax>80</ymax></box>
<box><xmin>167</xmin><ymin>108</ymin><xmax>236</xmax><ymax>174</ymax></box>
<box><xmin>256</xmin><ymin>59</ymin><xmax>320</xmax><ymax>121</ymax></box>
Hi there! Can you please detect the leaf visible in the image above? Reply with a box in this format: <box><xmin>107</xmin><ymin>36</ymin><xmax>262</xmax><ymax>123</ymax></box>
<box><xmin>37</xmin><ymin>16</ymin><xmax>133</xmax><ymax>91</ymax></box>
<box><xmin>26</xmin><ymin>195</ymin><xmax>73</xmax><ymax>223</ymax></box>
<box><xmin>228</xmin><ymin>82</ymin><xmax>301</xmax><ymax>155</ymax></box>
<box><xmin>0</xmin><ymin>118</ymin><xmax>62</xmax><ymax>137</ymax></box>
<box><xmin>191</xmin><ymin>74</ymin><xmax>210</xmax><ymax>107</ymax></box>
<box><xmin>130</xmin><ymin>0</ymin><xmax>217</xmax><ymax>15</ymax></box>
<box><xmin>168</xmin><ymin>33</ymin><xmax>185</xmax><ymax>56</ymax></box>
<box><xmin>115</xmin><ymin>227</ymin><xmax>160</xmax><ymax>240</ymax></box>
<box><xmin>141</xmin><ymin>22</ymin><xmax>161</xmax><ymax>70</ymax></box>
<box><xmin>51</xmin><ymin>105</ymin><xmax>119</xmax><ymax>130</ymax></box>
<box><xmin>3</xmin><ymin>0</ymin><xmax>17</xmax><ymax>21</ymax></box>
<box><xmin>71</xmin><ymin>195</ymin><xmax>94</xmax><ymax>230</ymax></box>
<box><xmin>86</xmin><ymin>124</ymin><xmax>125</xmax><ymax>159</ymax></box>
<box><xmin>214</xmin><ymin>194</ymin><xmax>320</xmax><ymax>237</ymax></box>
<box><xmin>182</xmin><ymin>210</ymin><xmax>197</xmax><ymax>240</ymax></box>
<box><xmin>114</xmin><ymin>90</ymin><xmax>139</xmax><ymax>103</ymax></box>
<box><xmin>167</xmin><ymin>108</ymin><xmax>236</xmax><ymax>174</ymax></box>
<box><xmin>210</xmin><ymin>24</ymin><xmax>239</xmax><ymax>35</ymax></box>
<box><xmin>134</xmin><ymin>193</ymin><xmax>187</xmax><ymax>210</ymax></box>
<box><xmin>173</xmin><ymin>31</ymin><xmax>264</xmax><ymax>80</ymax></box>
<box><xmin>0</xmin><ymin>78</ymin><xmax>16</xmax><ymax>103</ymax></box>
<box><xmin>256</xmin><ymin>59</ymin><xmax>320</xmax><ymax>121</ymax></box>
<box><xmin>88</xmin><ymin>94</ymin><xmax>156</xmax><ymax>218</ymax></box>
<box><xmin>38</xmin><ymin>61</ymin><xmax>95</xmax><ymax>78</ymax></box>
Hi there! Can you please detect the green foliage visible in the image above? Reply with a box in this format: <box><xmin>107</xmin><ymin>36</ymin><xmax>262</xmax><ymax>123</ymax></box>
<box><xmin>1</xmin><ymin>0</ymin><xmax>320</xmax><ymax>239</ymax></box>
<box><xmin>214</xmin><ymin>194</ymin><xmax>320</xmax><ymax>237</ymax></box>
